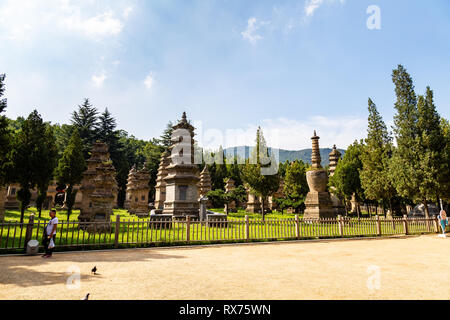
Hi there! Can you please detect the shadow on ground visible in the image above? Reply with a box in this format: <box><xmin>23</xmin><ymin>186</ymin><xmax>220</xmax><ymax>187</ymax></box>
<box><xmin>0</xmin><ymin>250</ymin><xmax>186</xmax><ymax>287</ymax></box>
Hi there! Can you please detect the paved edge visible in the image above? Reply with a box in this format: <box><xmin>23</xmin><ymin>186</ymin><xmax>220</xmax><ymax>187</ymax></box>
<box><xmin>0</xmin><ymin>234</ymin><xmax>432</xmax><ymax>258</ymax></box>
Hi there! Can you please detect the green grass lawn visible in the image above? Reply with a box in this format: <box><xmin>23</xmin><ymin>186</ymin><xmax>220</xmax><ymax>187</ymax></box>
<box><xmin>0</xmin><ymin>207</ymin><xmax>438</xmax><ymax>254</ymax></box>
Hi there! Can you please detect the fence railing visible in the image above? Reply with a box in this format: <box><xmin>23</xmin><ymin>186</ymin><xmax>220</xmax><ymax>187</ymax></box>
<box><xmin>0</xmin><ymin>215</ymin><xmax>442</xmax><ymax>254</ymax></box>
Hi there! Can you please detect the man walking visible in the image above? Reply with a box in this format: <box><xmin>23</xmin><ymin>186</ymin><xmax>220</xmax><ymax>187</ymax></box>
<box><xmin>42</xmin><ymin>209</ymin><xmax>58</xmax><ymax>258</ymax></box>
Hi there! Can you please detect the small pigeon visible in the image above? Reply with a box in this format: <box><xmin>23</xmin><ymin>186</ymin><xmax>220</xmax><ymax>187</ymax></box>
<box><xmin>91</xmin><ymin>266</ymin><xmax>97</xmax><ymax>274</ymax></box>
<box><xmin>81</xmin><ymin>293</ymin><xmax>90</xmax><ymax>300</ymax></box>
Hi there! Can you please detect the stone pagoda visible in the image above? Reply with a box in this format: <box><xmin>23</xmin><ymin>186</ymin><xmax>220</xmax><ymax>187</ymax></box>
<box><xmin>154</xmin><ymin>151</ymin><xmax>171</xmax><ymax>211</ymax></box>
<box><xmin>126</xmin><ymin>164</ymin><xmax>151</xmax><ymax>217</ymax></box>
<box><xmin>246</xmin><ymin>185</ymin><xmax>261</xmax><ymax>213</ymax></box>
<box><xmin>198</xmin><ymin>166</ymin><xmax>212</xmax><ymax>208</ymax></box>
<box><xmin>303</xmin><ymin>131</ymin><xmax>335</xmax><ymax>219</ymax></box>
<box><xmin>79</xmin><ymin>142</ymin><xmax>118</xmax><ymax>230</ymax></box>
<box><xmin>162</xmin><ymin>112</ymin><xmax>200</xmax><ymax>218</ymax></box>
<box><xmin>328</xmin><ymin>145</ymin><xmax>341</xmax><ymax>177</ymax></box>
<box><xmin>328</xmin><ymin>145</ymin><xmax>346</xmax><ymax>216</ymax></box>
<box><xmin>124</xmin><ymin>165</ymin><xmax>138</xmax><ymax>210</ymax></box>
<box><xmin>224</xmin><ymin>178</ymin><xmax>237</xmax><ymax>213</ymax></box>
<box><xmin>198</xmin><ymin>166</ymin><xmax>212</xmax><ymax>197</ymax></box>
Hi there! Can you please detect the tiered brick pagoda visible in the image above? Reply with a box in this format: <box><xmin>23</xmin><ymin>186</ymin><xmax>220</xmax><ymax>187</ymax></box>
<box><xmin>162</xmin><ymin>112</ymin><xmax>200</xmax><ymax>218</ymax></box>
<box><xmin>0</xmin><ymin>186</ymin><xmax>6</xmax><ymax>221</ymax></box>
<box><xmin>126</xmin><ymin>164</ymin><xmax>151</xmax><ymax>217</ymax></box>
<box><xmin>304</xmin><ymin>131</ymin><xmax>335</xmax><ymax>219</ymax></box>
<box><xmin>78</xmin><ymin>142</ymin><xmax>118</xmax><ymax>230</ymax></box>
<box><xmin>154</xmin><ymin>152</ymin><xmax>170</xmax><ymax>210</ymax></box>
<box><xmin>225</xmin><ymin>178</ymin><xmax>237</xmax><ymax>213</ymax></box>
<box><xmin>328</xmin><ymin>145</ymin><xmax>346</xmax><ymax>216</ymax></box>
<box><xmin>124</xmin><ymin>165</ymin><xmax>138</xmax><ymax>210</ymax></box>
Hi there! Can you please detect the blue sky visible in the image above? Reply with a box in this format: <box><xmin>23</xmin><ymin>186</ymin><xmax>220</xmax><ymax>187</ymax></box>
<box><xmin>1</xmin><ymin>0</ymin><xmax>449</xmax><ymax>150</ymax></box>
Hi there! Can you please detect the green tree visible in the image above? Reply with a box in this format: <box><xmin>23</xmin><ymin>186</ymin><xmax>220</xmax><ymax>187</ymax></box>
<box><xmin>360</xmin><ymin>98</ymin><xmax>397</xmax><ymax>214</ymax></box>
<box><xmin>11</xmin><ymin>110</ymin><xmax>51</xmax><ymax>222</ymax></box>
<box><xmin>56</xmin><ymin>129</ymin><xmax>86</xmax><ymax>219</ymax></box>
<box><xmin>242</xmin><ymin>127</ymin><xmax>280</xmax><ymax>220</ymax></box>
<box><xmin>0</xmin><ymin>74</ymin><xmax>12</xmax><ymax>185</ymax></box>
<box><xmin>35</xmin><ymin>124</ymin><xmax>58</xmax><ymax>217</ymax></box>
<box><xmin>415</xmin><ymin>88</ymin><xmax>447</xmax><ymax>209</ymax></box>
<box><xmin>282</xmin><ymin>160</ymin><xmax>309</xmax><ymax>213</ymax></box>
<box><xmin>71</xmin><ymin>98</ymin><xmax>99</xmax><ymax>158</ymax></box>
<box><xmin>329</xmin><ymin>140</ymin><xmax>364</xmax><ymax>217</ymax></box>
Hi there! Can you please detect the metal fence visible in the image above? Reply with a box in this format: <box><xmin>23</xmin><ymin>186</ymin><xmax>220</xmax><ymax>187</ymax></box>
<box><xmin>0</xmin><ymin>215</ymin><xmax>442</xmax><ymax>254</ymax></box>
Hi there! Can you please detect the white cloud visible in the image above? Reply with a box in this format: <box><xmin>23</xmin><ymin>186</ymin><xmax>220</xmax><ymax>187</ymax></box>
<box><xmin>144</xmin><ymin>72</ymin><xmax>154</xmax><ymax>89</ymax></box>
<box><xmin>92</xmin><ymin>72</ymin><xmax>107</xmax><ymax>87</ymax></box>
<box><xmin>241</xmin><ymin>17</ymin><xmax>269</xmax><ymax>45</ymax></box>
<box><xmin>0</xmin><ymin>0</ymin><xmax>132</xmax><ymax>41</ymax></box>
<box><xmin>303</xmin><ymin>0</ymin><xmax>346</xmax><ymax>20</ymax></box>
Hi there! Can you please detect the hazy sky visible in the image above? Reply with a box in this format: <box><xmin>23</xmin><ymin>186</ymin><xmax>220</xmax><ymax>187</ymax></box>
<box><xmin>1</xmin><ymin>0</ymin><xmax>449</xmax><ymax>150</ymax></box>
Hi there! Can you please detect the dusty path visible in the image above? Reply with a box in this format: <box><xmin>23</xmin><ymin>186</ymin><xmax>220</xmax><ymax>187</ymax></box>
<box><xmin>0</xmin><ymin>235</ymin><xmax>449</xmax><ymax>300</ymax></box>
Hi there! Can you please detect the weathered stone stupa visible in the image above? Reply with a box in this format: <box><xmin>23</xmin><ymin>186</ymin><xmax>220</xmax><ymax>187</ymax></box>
<box><xmin>79</xmin><ymin>142</ymin><xmax>118</xmax><ymax>229</ymax></box>
<box><xmin>126</xmin><ymin>164</ymin><xmax>151</xmax><ymax>217</ymax></box>
<box><xmin>225</xmin><ymin>178</ymin><xmax>237</xmax><ymax>213</ymax></box>
<box><xmin>303</xmin><ymin>131</ymin><xmax>335</xmax><ymax>219</ymax></box>
<box><xmin>162</xmin><ymin>112</ymin><xmax>200</xmax><ymax>218</ymax></box>
<box><xmin>198</xmin><ymin>166</ymin><xmax>212</xmax><ymax>208</ymax></box>
<box><xmin>328</xmin><ymin>145</ymin><xmax>346</xmax><ymax>216</ymax></box>
<box><xmin>198</xmin><ymin>166</ymin><xmax>212</xmax><ymax>197</ymax></box>
<box><xmin>124</xmin><ymin>165</ymin><xmax>138</xmax><ymax>210</ymax></box>
<box><xmin>154</xmin><ymin>152</ymin><xmax>170</xmax><ymax>210</ymax></box>
<box><xmin>246</xmin><ymin>185</ymin><xmax>261</xmax><ymax>213</ymax></box>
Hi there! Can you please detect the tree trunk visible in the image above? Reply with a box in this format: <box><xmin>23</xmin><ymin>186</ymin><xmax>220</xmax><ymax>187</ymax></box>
<box><xmin>356</xmin><ymin>203</ymin><xmax>361</xmax><ymax>220</ymax></box>
<box><xmin>225</xmin><ymin>203</ymin><xmax>229</xmax><ymax>215</ymax></box>
<box><xmin>423</xmin><ymin>199</ymin><xmax>430</xmax><ymax>219</ymax></box>
<box><xmin>261</xmin><ymin>197</ymin><xmax>265</xmax><ymax>221</ymax></box>
<box><xmin>20</xmin><ymin>205</ymin><xmax>25</xmax><ymax>224</ymax></box>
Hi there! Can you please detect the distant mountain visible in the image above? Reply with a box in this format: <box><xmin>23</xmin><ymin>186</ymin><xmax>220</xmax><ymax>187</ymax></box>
<box><xmin>224</xmin><ymin>146</ymin><xmax>346</xmax><ymax>167</ymax></box>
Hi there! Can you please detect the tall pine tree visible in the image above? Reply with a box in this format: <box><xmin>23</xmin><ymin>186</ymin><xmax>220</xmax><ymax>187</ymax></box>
<box><xmin>71</xmin><ymin>98</ymin><xmax>99</xmax><ymax>159</ymax></box>
<box><xmin>360</xmin><ymin>98</ymin><xmax>396</xmax><ymax>213</ymax></box>
<box><xmin>57</xmin><ymin>129</ymin><xmax>86</xmax><ymax>219</ymax></box>
<box><xmin>242</xmin><ymin>127</ymin><xmax>280</xmax><ymax>220</ymax></box>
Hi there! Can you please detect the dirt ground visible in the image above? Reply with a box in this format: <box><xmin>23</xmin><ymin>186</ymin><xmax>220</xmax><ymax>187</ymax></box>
<box><xmin>0</xmin><ymin>235</ymin><xmax>449</xmax><ymax>300</ymax></box>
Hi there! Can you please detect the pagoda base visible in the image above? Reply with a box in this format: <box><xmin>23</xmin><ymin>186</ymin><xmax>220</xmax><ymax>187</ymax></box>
<box><xmin>303</xmin><ymin>191</ymin><xmax>336</xmax><ymax>219</ymax></box>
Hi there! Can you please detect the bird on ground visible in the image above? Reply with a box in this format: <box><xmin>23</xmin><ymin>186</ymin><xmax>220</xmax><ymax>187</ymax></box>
<box><xmin>81</xmin><ymin>293</ymin><xmax>90</xmax><ymax>300</ymax></box>
<box><xmin>91</xmin><ymin>266</ymin><xmax>97</xmax><ymax>274</ymax></box>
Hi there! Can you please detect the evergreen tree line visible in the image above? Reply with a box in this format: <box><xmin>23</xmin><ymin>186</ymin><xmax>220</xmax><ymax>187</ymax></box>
<box><xmin>330</xmin><ymin>65</ymin><xmax>450</xmax><ymax>217</ymax></box>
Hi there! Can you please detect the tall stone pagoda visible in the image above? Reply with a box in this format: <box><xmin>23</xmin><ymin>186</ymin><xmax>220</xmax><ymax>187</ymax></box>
<box><xmin>154</xmin><ymin>151</ymin><xmax>171</xmax><ymax>210</ymax></box>
<box><xmin>79</xmin><ymin>142</ymin><xmax>118</xmax><ymax>230</ymax></box>
<box><xmin>162</xmin><ymin>112</ymin><xmax>200</xmax><ymax>218</ymax></box>
<box><xmin>224</xmin><ymin>178</ymin><xmax>237</xmax><ymax>213</ymax></box>
<box><xmin>303</xmin><ymin>131</ymin><xmax>335</xmax><ymax>219</ymax></box>
<box><xmin>328</xmin><ymin>145</ymin><xmax>341</xmax><ymax>177</ymax></box>
<box><xmin>328</xmin><ymin>145</ymin><xmax>346</xmax><ymax>216</ymax></box>
<box><xmin>198</xmin><ymin>166</ymin><xmax>212</xmax><ymax>197</ymax></box>
<box><xmin>124</xmin><ymin>165</ymin><xmax>138</xmax><ymax>210</ymax></box>
<box><xmin>126</xmin><ymin>164</ymin><xmax>151</xmax><ymax>217</ymax></box>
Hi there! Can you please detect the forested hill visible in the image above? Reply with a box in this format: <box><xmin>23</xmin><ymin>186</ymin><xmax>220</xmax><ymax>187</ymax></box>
<box><xmin>224</xmin><ymin>147</ymin><xmax>346</xmax><ymax>166</ymax></box>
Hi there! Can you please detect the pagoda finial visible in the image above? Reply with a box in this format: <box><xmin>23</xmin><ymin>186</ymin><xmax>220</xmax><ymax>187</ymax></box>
<box><xmin>311</xmin><ymin>130</ymin><xmax>322</xmax><ymax>169</ymax></box>
<box><xmin>182</xmin><ymin>112</ymin><xmax>187</xmax><ymax>122</ymax></box>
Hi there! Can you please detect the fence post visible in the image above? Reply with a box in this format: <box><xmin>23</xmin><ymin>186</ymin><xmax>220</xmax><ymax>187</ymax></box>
<box><xmin>403</xmin><ymin>215</ymin><xmax>409</xmax><ymax>235</ymax></box>
<box><xmin>295</xmin><ymin>215</ymin><xmax>300</xmax><ymax>240</ymax></box>
<box><xmin>338</xmin><ymin>215</ymin><xmax>343</xmax><ymax>237</ymax></box>
<box><xmin>245</xmin><ymin>215</ymin><xmax>249</xmax><ymax>242</ymax></box>
<box><xmin>433</xmin><ymin>217</ymin><xmax>439</xmax><ymax>233</ymax></box>
<box><xmin>375</xmin><ymin>215</ymin><xmax>381</xmax><ymax>236</ymax></box>
<box><xmin>114</xmin><ymin>215</ymin><xmax>120</xmax><ymax>249</ymax></box>
<box><xmin>24</xmin><ymin>214</ymin><xmax>35</xmax><ymax>249</ymax></box>
<box><xmin>186</xmin><ymin>216</ymin><xmax>191</xmax><ymax>244</ymax></box>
